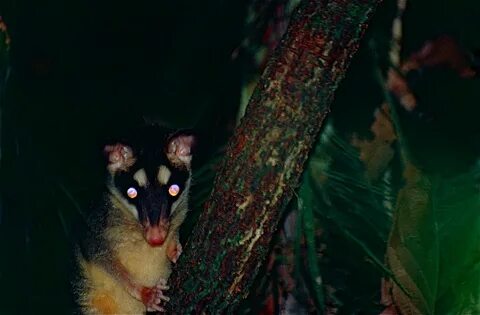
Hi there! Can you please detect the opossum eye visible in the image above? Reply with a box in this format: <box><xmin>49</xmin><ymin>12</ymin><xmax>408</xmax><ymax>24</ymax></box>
<box><xmin>127</xmin><ymin>187</ymin><xmax>138</xmax><ymax>199</ymax></box>
<box><xmin>168</xmin><ymin>184</ymin><xmax>180</xmax><ymax>197</ymax></box>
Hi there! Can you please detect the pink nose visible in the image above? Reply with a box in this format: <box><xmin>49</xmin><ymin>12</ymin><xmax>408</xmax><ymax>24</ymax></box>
<box><xmin>145</xmin><ymin>226</ymin><xmax>167</xmax><ymax>246</ymax></box>
<box><xmin>148</xmin><ymin>237</ymin><xmax>164</xmax><ymax>246</ymax></box>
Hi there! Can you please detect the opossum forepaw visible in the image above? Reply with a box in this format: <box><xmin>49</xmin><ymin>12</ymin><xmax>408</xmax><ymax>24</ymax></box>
<box><xmin>155</xmin><ymin>278</ymin><xmax>170</xmax><ymax>292</ymax></box>
<box><xmin>140</xmin><ymin>280</ymin><xmax>170</xmax><ymax>312</ymax></box>
<box><xmin>167</xmin><ymin>241</ymin><xmax>183</xmax><ymax>264</ymax></box>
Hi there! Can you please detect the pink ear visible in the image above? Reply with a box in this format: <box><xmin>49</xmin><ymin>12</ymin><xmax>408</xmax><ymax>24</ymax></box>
<box><xmin>167</xmin><ymin>134</ymin><xmax>195</xmax><ymax>167</ymax></box>
<box><xmin>104</xmin><ymin>143</ymin><xmax>136</xmax><ymax>173</ymax></box>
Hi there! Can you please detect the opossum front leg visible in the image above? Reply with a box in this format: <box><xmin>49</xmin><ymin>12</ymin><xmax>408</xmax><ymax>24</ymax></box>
<box><xmin>166</xmin><ymin>232</ymin><xmax>183</xmax><ymax>264</ymax></box>
<box><xmin>112</xmin><ymin>257</ymin><xmax>170</xmax><ymax>311</ymax></box>
<box><xmin>132</xmin><ymin>279</ymin><xmax>170</xmax><ymax>312</ymax></box>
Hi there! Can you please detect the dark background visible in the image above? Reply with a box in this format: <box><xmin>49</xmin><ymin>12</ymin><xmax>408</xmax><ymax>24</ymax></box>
<box><xmin>0</xmin><ymin>1</ymin><xmax>246</xmax><ymax>313</ymax></box>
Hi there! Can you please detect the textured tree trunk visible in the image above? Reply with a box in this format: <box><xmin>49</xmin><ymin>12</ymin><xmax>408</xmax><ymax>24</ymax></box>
<box><xmin>167</xmin><ymin>0</ymin><xmax>381</xmax><ymax>313</ymax></box>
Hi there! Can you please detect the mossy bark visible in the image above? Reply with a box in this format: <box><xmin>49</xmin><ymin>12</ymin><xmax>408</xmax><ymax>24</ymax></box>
<box><xmin>167</xmin><ymin>0</ymin><xmax>381</xmax><ymax>313</ymax></box>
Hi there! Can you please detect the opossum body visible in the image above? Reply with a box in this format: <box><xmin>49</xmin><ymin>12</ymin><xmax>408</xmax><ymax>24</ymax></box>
<box><xmin>73</xmin><ymin>129</ymin><xmax>194</xmax><ymax>314</ymax></box>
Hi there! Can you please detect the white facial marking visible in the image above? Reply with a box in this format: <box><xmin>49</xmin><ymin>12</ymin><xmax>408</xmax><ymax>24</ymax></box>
<box><xmin>108</xmin><ymin>186</ymin><xmax>139</xmax><ymax>219</ymax></box>
<box><xmin>133</xmin><ymin>169</ymin><xmax>148</xmax><ymax>187</ymax></box>
<box><xmin>157</xmin><ymin>165</ymin><xmax>172</xmax><ymax>185</ymax></box>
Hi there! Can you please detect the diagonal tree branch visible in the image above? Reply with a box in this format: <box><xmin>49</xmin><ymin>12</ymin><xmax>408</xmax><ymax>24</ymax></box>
<box><xmin>167</xmin><ymin>0</ymin><xmax>382</xmax><ymax>313</ymax></box>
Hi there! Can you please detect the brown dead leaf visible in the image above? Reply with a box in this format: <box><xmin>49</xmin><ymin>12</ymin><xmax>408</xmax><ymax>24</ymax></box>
<box><xmin>352</xmin><ymin>104</ymin><xmax>397</xmax><ymax>181</ymax></box>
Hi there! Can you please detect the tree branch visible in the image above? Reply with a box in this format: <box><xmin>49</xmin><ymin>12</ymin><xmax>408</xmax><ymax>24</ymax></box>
<box><xmin>167</xmin><ymin>0</ymin><xmax>382</xmax><ymax>312</ymax></box>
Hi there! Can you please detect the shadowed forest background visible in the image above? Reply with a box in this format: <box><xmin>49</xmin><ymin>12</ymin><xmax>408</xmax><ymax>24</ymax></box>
<box><xmin>1</xmin><ymin>0</ymin><xmax>480</xmax><ymax>314</ymax></box>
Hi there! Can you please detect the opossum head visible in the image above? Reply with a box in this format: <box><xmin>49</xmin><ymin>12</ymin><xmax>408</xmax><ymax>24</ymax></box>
<box><xmin>104</xmin><ymin>130</ymin><xmax>195</xmax><ymax>247</ymax></box>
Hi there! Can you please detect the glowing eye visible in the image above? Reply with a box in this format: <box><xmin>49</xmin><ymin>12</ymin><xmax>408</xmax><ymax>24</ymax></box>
<box><xmin>168</xmin><ymin>184</ymin><xmax>180</xmax><ymax>197</ymax></box>
<box><xmin>127</xmin><ymin>187</ymin><xmax>137</xmax><ymax>199</ymax></box>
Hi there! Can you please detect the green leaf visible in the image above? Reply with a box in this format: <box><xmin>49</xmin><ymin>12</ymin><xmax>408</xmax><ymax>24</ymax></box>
<box><xmin>298</xmin><ymin>181</ymin><xmax>325</xmax><ymax>311</ymax></box>
<box><xmin>295</xmin><ymin>121</ymin><xmax>395</xmax><ymax>313</ymax></box>
<box><xmin>387</xmin><ymin>164</ymin><xmax>480</xmax><ymax>314</ymax></box>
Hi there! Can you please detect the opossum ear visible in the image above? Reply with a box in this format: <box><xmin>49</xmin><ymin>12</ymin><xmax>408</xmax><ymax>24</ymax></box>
<box><xmin>104</xmin><ymin>143</ymin><xmax>136</xmax><ymax>174</ymax></box>
<box><xmin>166</xmin><ymin>133</ymin><xmax>195</xmax><ymax>168</ymax></box>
